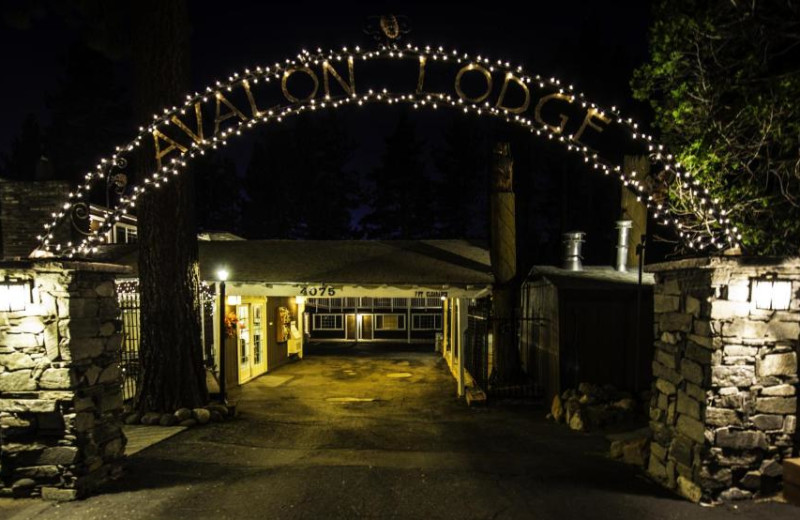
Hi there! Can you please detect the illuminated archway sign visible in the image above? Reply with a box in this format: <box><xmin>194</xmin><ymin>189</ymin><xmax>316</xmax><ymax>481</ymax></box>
<box><xmin>33</xmin><ymin>41</ymin><xmax>740</xmax><ymax>258</ymax></box>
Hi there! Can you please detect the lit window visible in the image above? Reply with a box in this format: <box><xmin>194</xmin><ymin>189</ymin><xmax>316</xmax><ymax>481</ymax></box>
<box><xmin>375</xmin><ymin>314</ymin><xmax>405</xmax><ymax>330</ymax></box>
<box><xmin>314</xmin><ymin>314</ymin><xmax>343</xmax><ymax>330</ymax></box>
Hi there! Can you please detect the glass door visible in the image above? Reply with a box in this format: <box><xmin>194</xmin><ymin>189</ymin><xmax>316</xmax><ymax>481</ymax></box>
<box><xmin>237</xmin><ymin>304</ymin><xmax>251</xmax><ymax>383</ymax></box>
<box><xmin>251</xmin><ymin>303</ymin><xmax>267</xmax><ymax>377</ymax></box>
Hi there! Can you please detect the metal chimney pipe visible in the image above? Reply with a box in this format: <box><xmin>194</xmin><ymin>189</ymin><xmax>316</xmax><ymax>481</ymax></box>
<box><xmin>615</xmin><ymin>220</ymin><xmax>633</xmax><ymax>272</ymax></box>
<box><xmin>562</xmin><ymin>232</ymin><xmax>585</xmax><ymax>271</ymax></box>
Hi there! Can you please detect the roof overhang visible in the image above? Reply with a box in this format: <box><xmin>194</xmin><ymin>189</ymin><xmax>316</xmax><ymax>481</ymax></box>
<box><xmin>225</xmin><ymin>282</ymin><xmax>491</xmax><ymax>299</ymax></box>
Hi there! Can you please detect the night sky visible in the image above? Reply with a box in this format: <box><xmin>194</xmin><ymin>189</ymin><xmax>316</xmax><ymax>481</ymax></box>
<box><xmin>0</xmin><ymin>1</ymin><xmax>657</xmax><ymax>264</ymax></box>
<box><xmin>0</xmin><ymin>2</ymin><xmax>652</xmax><ymax>156</ymax></box>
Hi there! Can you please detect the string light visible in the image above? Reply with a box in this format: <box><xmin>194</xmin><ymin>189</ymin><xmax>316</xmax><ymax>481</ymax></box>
<box><xmin>33</xmin><ymin>42</ymin><xmax>739</xmax><ymax>259</ymax></box>
<box><xmin>116</xmin><ymin>279</ymin><xmax>215</xmax><ymax>309</ymax></box>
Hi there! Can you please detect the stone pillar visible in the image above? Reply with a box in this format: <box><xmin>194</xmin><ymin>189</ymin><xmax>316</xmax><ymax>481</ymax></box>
<box><xmin>647</xmin><ymin>257</ymin><xmax>799</xmax><ymax>503</ymax></box>
<box><xmin>0</xmin><ymin>261</ymin><xmax>130</xmax><ymax>500</ymax></box>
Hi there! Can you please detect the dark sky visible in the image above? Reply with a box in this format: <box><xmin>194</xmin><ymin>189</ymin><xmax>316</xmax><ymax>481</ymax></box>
<box><xmin>0</xmin><ymin>1</ymin><xmax>653</xmax><ymax>161</ymax></box>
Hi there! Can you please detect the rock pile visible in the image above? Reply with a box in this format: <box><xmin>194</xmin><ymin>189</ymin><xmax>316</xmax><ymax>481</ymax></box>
<box><xmin>548</xmin><ymin>382</ymin><xmax>648</xmax><ymax>432</ymax></box>
<box><xmin>120</xmin><ymin>402</ymin><xmax>232</xmax><ymax>427</ymax></box>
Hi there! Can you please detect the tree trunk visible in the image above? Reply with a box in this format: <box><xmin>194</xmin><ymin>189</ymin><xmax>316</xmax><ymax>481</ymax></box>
<box><xmin>132</xmin><ymin>0</ymin><xmax>208</xmax><ymax>412</ymax></box>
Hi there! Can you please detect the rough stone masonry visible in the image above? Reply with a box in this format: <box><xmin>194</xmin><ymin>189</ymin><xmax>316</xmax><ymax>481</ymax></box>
<box><xmin>646</xmin><ymin>257</ymin><xmax>799</xmax><ymax>503</ymax></box>
<box><xmin>0</xmin><ymin>261</ymin><xmax>129</xmax><ymax>500</ymax></box>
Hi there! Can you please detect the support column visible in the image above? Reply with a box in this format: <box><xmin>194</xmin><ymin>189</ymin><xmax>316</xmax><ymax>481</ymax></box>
<box><xmin>457</xmin><ymin>298</ymin><xmax>469</xmax><ymax>397</ymax></box>
<box><xmin>622</xmin><ymin>156</ymin><xmax>649</xmax><ymax>267</ymax></box>
<box><xmin>489</xmin><ymin>143</ymin><xmax>519</xmax><ymax>385</ymax></box>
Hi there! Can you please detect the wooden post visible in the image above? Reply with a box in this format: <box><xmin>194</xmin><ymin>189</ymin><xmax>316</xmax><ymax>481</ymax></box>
<box><xmin>621</xmin><ymin>156</ymin><xmax>649</xmax><ymax>266</ymax></box>
<box><xmin>489</xmin><ymin>143</ymin><xmax>520</xmax><ymax>385</ymax></box>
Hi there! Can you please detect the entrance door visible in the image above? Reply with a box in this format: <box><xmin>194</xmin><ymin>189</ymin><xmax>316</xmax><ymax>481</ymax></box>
<box><xmin>345</xmin><ymin>314</ymin><xmax>357</xmax><ymax>340</ymax></box>
<box><xmin>237</xmin><ymin>304</ymin><xmax>251</xmax><ymax>383</ymax></box>
<box><xmin>251</xmin><ymin>303</ymin><xmax>267</xmax><ymax>377</ymax></box>
<box><xmin>360</xmin><ymin>314</ymin><xmax>373</xmax><ymax>340</ymax></box>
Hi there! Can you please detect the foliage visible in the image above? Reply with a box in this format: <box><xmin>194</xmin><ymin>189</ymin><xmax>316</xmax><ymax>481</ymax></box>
<box><xmin>632</xmin><ymin>0</ymin><xmax>800</xmax><ymax>254</ymax></box>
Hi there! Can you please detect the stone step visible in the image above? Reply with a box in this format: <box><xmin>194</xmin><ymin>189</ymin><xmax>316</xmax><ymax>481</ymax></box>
<box><xmin>785</xmin><ymin>458</ymin><xmax>800</xmax><ymax>487</ymax></box>
<box><xmin>466</xmin><ymin>386</ymin><xmax>487</xmax><ymax>406</ymax></box>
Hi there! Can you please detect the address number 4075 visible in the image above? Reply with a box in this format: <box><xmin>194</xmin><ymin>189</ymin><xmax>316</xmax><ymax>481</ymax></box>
<box><xmin>299</xmin><ymin>286</ymin><xmax>336</xmax><ymax>296</ymax></box>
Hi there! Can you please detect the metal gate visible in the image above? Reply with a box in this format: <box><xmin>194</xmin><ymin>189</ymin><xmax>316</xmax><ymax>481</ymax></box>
<box><xmin>118</xmin><ymin>288</ymin><xmax>140</xmax><ymax>402</ymax></box>
<box><xmin>463</xmin><ymin>298</ymin><xmax>538</xmax><ymax>396</ymax></box>
<box><xmin>464</xmin><ymin>299</ymin><xmax>491</xmax><ymax>390</ymax></box>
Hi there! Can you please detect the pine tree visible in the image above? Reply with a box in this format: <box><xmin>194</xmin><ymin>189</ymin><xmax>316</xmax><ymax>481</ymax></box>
<box><xmin>133</xmin><ymin>0</ymin><xmax>208</xmax><ymax>412</ymax></box>
<box><xmin>293</xmin><ymin>114</ymin><xmax>357</xmax><ymax>239</ymax></box>
<box><xmin>194</xmin><ymin>154</ymin><xmax>242</xmax><ymax>234</ymax></box>
<box><xmin>242</xmin><ymin>124</ymin><xmax>304</xmax><ymax>238</ymax></box>
<box><xmin>433</xmin><ymin>116</ymin><xmax>489</xmax><ymax>238</ymax></box>
<box><xmin>361</xmin><ymin>111</ymin><xmax>434</xmax><ymax>239</ymax></box>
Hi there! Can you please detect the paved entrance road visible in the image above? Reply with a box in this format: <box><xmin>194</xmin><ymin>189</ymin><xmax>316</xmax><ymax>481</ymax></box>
<box><xmin>6</xmin><ymin>344</ymin><xmax>798</xmax><ymax>519</ymax></box>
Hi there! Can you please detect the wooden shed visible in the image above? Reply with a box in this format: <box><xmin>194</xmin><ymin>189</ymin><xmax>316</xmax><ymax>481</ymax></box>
<box><xmin>519</xmin><ymin>266</ymin><xmax>655</xmax><ymax>402</ymax></box>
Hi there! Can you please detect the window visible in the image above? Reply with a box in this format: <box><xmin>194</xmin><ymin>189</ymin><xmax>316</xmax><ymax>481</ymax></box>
<box><xmin>308</xmin><ymin>298</ymin><xmax>329</xmax><ymax>311</ymax></box>
<box><xmin>412</xmin><ymin>314</ymin><xmax>442</xmax><ymax>330</ymax></box>
<box><xmin>374</xmin><ymin>297</ymin><xmax>392</xmax><ymax>308</ymax></box>
<box><xmin>426</xmin><ymin>297</ymin><xmax>443</xmax><ymax>308</ymax></box>
<box><xmin>253</xmin><ymin>333</ymin><xmax>262</xmax><ymax>365</ymax></box>
<box><xmin>375</xmin><ymin>314</ymin><xmax>406</xmax><ymax>330</ymax></box>
<box><xmin>314</xmin><ymin>314</ymin><xmax>343</xmax><ymax>330</ymax></box>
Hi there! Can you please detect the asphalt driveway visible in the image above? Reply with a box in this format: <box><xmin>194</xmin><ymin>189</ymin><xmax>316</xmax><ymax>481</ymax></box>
<box><xmin>4</xmin><ymin>343</ymin><xmax>798</xmax><ymax>519</ymax></box>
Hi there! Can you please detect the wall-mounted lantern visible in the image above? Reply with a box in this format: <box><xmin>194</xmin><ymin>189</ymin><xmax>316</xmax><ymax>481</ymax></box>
<box><xmin>752</xmin><ymin>278</ymin><xmax>792</xmax><ymax>311</ymax></box>
<box><xmin>0</xmin><ymin>278</ymin><xmax>33</xmax><ymax>312</ymax></box>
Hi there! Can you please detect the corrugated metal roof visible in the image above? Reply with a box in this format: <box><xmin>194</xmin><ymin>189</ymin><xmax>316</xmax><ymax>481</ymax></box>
<box><xmin>110</xmin><ymin>239</ymin><xmax>493</xmax><ymax>286</ymax></box>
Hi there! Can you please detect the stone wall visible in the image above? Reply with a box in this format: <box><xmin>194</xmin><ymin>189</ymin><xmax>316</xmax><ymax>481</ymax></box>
<box><xmin>647</xmin><ymin>257</ymin><xmax>799</xmax><ymax>503</ymax></box>
<box><xmin>0</xmin><ymin>261</ymin><xmax>129</xmax><ymax>500</ymax></box>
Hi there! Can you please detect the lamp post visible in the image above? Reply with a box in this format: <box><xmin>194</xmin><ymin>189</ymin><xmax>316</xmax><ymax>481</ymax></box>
<box><xmin>217</xmin><ymin>268</ymin><xmax>229</xmax><ymax>403</ymax></box>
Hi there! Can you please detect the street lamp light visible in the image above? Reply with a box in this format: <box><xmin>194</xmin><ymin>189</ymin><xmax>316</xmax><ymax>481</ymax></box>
<box><xmin>216</xmin><ymin>268</ymin><xmax>229</xmax><ymax>403</ymax></box>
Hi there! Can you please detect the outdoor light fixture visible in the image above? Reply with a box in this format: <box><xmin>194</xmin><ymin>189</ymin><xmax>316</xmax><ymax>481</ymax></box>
<box><xmin>0</xmin><ymin>278</ymin><xmax>33</xmax><ymax>312</ymax></box>
<box><xmin>752</xmin><ymin>278</ymin><xmax>792</xmax><ymax>311</ymax></box>
<box><xmin>295</xmin><ymin>296</ymin><xmax>306</xmax><ymax>305</ymax></box>
<box><xmin>216</xmin><ymin>269</ymin><xmax>229</xmax><ymax>282</ymax></box>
